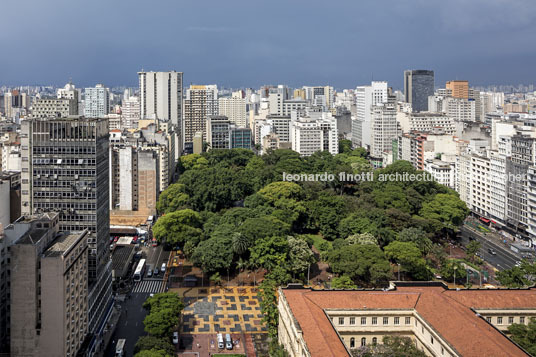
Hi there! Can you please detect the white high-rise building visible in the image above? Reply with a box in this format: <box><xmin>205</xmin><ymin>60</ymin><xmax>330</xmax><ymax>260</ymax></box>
<box><xmin>138</xmin><ymin>71</ymin><xmax>183</xmax><ymax>126</ymax></box>
<box><xmin>352</xmin><ymin>81</ymin><xmax>388</xmax><ymax>150</ymax></box>
<box><xmin>57</xmin><ymin>82</ymin><xmax>80</xmax><ymax>114</ymax></box>
<box><xmin>84</xmin><ymin>84</ymin><xmax>109</xmax><ymax>118</ymax></box>
<box><xmin>183</xmin><ymin>84</ymin><xmax>218</xmax><ymax>146</ymax></box>
<box><xmin>370</xmin><ymin>95</ymin><xmax>398</xmax><ymax>158</ymax></box>
<box><xmin>290</xmin><ymin>112</ymin><xmax>338</xmax><ymax>156</ymax></box>
<box><xmin>121</xmin><ymin>96</ymin><xmax>140</xmax><ymax>129</ymax></box>
<box><xmin>219</xmin><ymin>91</ymin><xmax>247</xmax><ymax>128</ymax></box>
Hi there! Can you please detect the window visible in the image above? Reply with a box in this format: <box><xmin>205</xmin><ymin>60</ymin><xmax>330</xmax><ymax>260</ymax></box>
<box><xmin>383</xmin><ymin>317</ymin><xmax>389</xmax><ymax>325</ymax></box>
<box><xmin>361</xmin><ymin>317</ymin><xmax>366</xmax><ymax>325</ymax></box>
<box><xmin>431</xmin><ymin>336</ymin><xmax>434</xmax><ymax>344</ymax></box>
<box><xmin>405</xmin><ymin>317</ymin><xmax>411</xmax><ymax>325</ymax></box>
<box><xmin>372</xmin><ymin>317</ymin><xmax>377</xmax><ymax>325</ymax></box>
<box><xmin>441</xmin><ymin>346</ymin><xmax>445</xmax><ymax>355</ymax></box>
<box><xmin>486</xmin><ymin>317</ymin><xmax>491</xmax><ymax>323</ymax></box>
<box><xmin>520</xmin><ymin>317</ymin><xmax>525</xmax><ymax>324</ymax></box>
<box><xmin>372</xmin><ymin>337</ymin><xmax>377</xmax><ymax>345</ymax></box>
<box><xmin>339</xmin><ymin>317</ymin><xmax>344</xmax><ymax>325</ymax></box>
<box><xmin>508</xmin><ymin>317</ymin><xmax>514</xmax><ymax>324</ymax></box>
<box><xmin>350</xmin><ymin>338</ymin><xmax>355</xmax><ymax>348</ymax></box>
<box><xmin>497</xmin><ymin>317</ymin><xmax>503</xmax><ymax>324</ymax></box>
<box><xmin>394</xmin><ymin>317</ymin><xmax>400</xmax><ymax>325</ymax></box>
<box><xmin>349</xmin><ymin>317</ymin><xmax>355</xmax><ymax>325</ymax></box>
<box><xmin>361</xmin><ymin>337</ymin><xmax>366</xmax><ymax>347</ymax></box>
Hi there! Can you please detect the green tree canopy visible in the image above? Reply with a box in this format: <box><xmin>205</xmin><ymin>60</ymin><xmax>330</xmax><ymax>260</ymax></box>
<box><xmin>384</xmin><ymin>241</ymin><xmax>432</xmax><ymax>280</ymax></box>
<box><xmin>439</xmin><ymin>259</ymin><xmax>468</xmax><ymax>283</ymax></box>
<box><xmin>249</xmin><ymin>235</ymin><xmax>289</xmax><ymax>271</ymax></box>
<box><xmin>328</xmin><ymin>244</ymin><xmax>391</xmax><ymax>285</ymax></box>
<box><xmin>287</xmin><ymin>236</ymin><xmax>315</xmax><ymax>273</ymax></box>
<box><xmin>396</xmin><ymin>227</ymin><xmax>433</xmax><ymax>254</ymax></box>
<box><xmin>508</xmin><ymin>317</ymin><xmax>536</xmax><ymax>356</ymax></box>
<box><xmin>152</xmin><ymin>209</ymin><xmax>203</xmax><ymax>247</ymax></box>
<box><xmin>496</xmin><ymin>261</ymin><xmax>536</xmax><ymax>288</ymax></box>
<box><xmin>331</xmin><ymin>275</ymin><xmax>357</xmax><ymax>289</ymax></box>
<box><xmin>346</xmin><ymin>232</ymin><xmax>378</xmax><ymax>246</ymax></box>
<box><xmin>143</xmin><ymin>292</ymin><xmax>184</xmax><ymax>316</ymax></box>
<box><xmin>134</xmin><ymin>336</ymin><xmax>175</xmax><ymax>355</ymax></box>
<box><xmin>143</xmin><ymin>308</ymin><xmax>179</xmax><ymax>337</ymax></box>
<box><xmin>190</xmin><ymin>233</ymin><xmax>234</xmax><ymax>273</ymax></box>
<box><xmin>419</xmin><ymin>193</ymin><xmax>469</xmax><ymax>231</ymax></box>
<box><xmin>134</xmin><ymin>350</ymin><xmax>174</xmax><ymax>357</ymax></box>
<box><xmin>156</xmin><ymin>183</ymin><xmax>190</xmax><ymax>213</ymax></box>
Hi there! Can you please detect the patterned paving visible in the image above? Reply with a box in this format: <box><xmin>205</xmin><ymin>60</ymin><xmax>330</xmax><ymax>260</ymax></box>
<box><xmin>175</xmin><ymin>287</ymin><xmax>267</xmax><ymax>334</ymax></box>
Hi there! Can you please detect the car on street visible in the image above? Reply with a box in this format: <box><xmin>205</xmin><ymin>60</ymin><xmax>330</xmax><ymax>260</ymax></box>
<box><xmin>161</xmin><ymin>263</ymin><xmax>166</xmax><ymax>273</ymax></box>
<box><xmin>153</xmin><ymin>267</ymin><xmax>159</xmax><ymax>276</ymax></box>
<box><xmin>132</xmin><ymin>236</ymin><xmax>138</xmax><ymax>244</ymax></box>
<box><xmin>488</xmin><ymin>248</ymin><xmax>496</xmax><ymax>255</ymax></box>
<box><xmin>172</xmin><ymin>332</ymin><xmax>179</xmax><ymax>344</ymax></box>
<box><xmin>147</xmin><ymin>267</ymin><xmax>153</xmax><ymax>277</ymax></box>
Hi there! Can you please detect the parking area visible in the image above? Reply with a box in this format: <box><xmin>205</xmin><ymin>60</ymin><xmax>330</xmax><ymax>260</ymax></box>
<box><xmin>177</xmin><ymin>333</ymin><xmax>246</xmax><ymax>356</ymax></box>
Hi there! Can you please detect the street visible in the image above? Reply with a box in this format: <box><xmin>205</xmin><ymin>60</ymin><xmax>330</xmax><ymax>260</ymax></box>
<box><xmin>460</xmin><ymin>226</ymin><xmax>520</xmax><ymax>270</ymax></box>
<box><xmin>104</xmin><ymin>245</ymin><xmax>171</xmax><ymax>356</ymax></box>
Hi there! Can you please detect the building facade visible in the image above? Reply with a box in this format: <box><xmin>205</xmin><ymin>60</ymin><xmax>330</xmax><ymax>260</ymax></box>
<box><xmin>404</xmin><ymin>70</ymin><xmax>434</xmax><ymax>112</ymax></box>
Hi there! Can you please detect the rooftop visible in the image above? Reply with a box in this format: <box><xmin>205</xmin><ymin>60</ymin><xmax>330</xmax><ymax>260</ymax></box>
<box><xmin>281</xmin><ymin>283</ymin><xmax>536</xmax><ymax>357</ymax></box>
<box><xmin>43</xmin><ymin>230</ymin><xmax>86</xmax><ymax>257</ymax></box>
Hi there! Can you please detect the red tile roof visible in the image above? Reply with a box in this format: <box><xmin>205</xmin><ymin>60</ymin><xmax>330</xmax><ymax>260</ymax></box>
<box><xmin>281</xmin><ymin>284</ymin><xmax>536</xmax><ymax>357</ymax></box>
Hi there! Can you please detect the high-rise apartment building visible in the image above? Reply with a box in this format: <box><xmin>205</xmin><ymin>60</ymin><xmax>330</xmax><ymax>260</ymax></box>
<box><xmin>404</xmin><ymin>69</ymin><xmax>434</xmax><ymax>112</ymax></box>
<box><xmin>138</xmin><ymin>71</ymin><xmax>183</xmax><ymax>127</ymax></box>
<box><xmin>370</xmin><ymin>94</ymin><xmax>398</xmax><ymax>158</ymax></box>
<box><xmin>8</xmin><ymin>213</ymin><xmax>89</xmax><ymax>357</ymax></box>
<box><xmin>183</xmin><ymin>85</ymin><xmax>218</xmax><ymax>146</ymax></box>
<box><xmin>290</xmin><ymin>112</ymin><xmax>338</xmax><ymax>156</ymax></box>
<box><xmin>352</xmin><ymin>81</ymin><xmax>388</xmax><ymax>150</ymax></box>
<box><xmin>219</xmin><ymin>91</ymin><xmax>247</xmax><ymax>128</ymax></box>
<box><xmin>121</xmin><ymin>96</ymin><xmax>140</xmax><ymax>129</ymax></box>
<box><xmin>20</xmin><ymin>117</ymin><xmax>112</xmax><ymax>353</ymax></box>
<box><xmin>84</xmin><ymin>84</ymin><xmax>109</xmax><ymax>118</ymax></box>
<box><xmin>206</xmin><ymin>116</ymin><xmax>252</xmax><ymax>150</ymax></box>
<box><xmin>57</xmin><ymin>82</ymin><xmax>80</xmax><ymax>115</ymax></box>
<box><xmin>446</xmin><ymin>80</ymin><xmax>469</xmax><ymax>99</ymax></box>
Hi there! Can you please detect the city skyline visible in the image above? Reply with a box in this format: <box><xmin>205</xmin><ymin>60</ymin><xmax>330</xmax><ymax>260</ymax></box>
<box><xmin>1</xmin><ymin>0</ymin><xmax>536</xmax><ymax>88</ymax></box>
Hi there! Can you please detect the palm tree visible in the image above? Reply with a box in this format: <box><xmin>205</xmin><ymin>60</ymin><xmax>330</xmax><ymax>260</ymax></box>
<box><xmin>232</xmin><ymin>232</ymin><xmax>249</xmax><ymax>256</ymax></box>
<box><xmin>236</xmin><ymin>258</ymin><xmax>247</xmax><ymax>285</ymax></box>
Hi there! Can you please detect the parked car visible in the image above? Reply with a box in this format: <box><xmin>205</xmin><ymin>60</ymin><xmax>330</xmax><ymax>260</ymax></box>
<box><xmin>172</xmin><ymin>332</ymin><xmax>179</xmax><ymax>344</ymax></box>
<box><xmin>154</xmin><ymin>267</ymin><xmax>159</xmax><ymax>276</ymax></box>
<box><xmin>147</xmin><ymin>268</ymin><xmax>153</xmax><ymax>278</ymax></box>
<box><xmin>161</xmin><ymin>263</ymin><xmax>166</xmax><ymax>273</ymax></box>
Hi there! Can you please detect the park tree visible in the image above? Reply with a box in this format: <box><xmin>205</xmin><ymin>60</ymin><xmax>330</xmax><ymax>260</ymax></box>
<box><xmin>384</xmin><ymin>241</ymin><xmax>432</xmax><ymax>280</ymax></box>
<box><xmin>179</xmin><ymin>153</ymin><xmax>209</xmax><ymax>171</ymax></box>
<box><xmin>338</xmin><ymin>213</ymin><xmax>375</xmax><ymax>238</ymax></box>
<box><xmin>143</xmin><ymin>308</ymin><xmax>179</xmax><ymax>337</ymax></box>
<box><xmin>134</xmin><ymin>336</ymin><xmax>175</xmax><ymax>355</ymax></box>
<box><xmin>249</xmin><ymin>235</ymin><xmax>289</xmax><ymax>271</ymax></box>
<box><xmin>287</xmin><ymin>236</ymin><xmax>315</xmax><ymax>273</ymax></box>
<box><xmin>346</xmin><ymin>232</ymin><xmax>378</xmax><ymax>246</ymax></box>
<box><xmin>156</xmin><ymin>183</ymin><xmax>190</xmax><ymax>213</ymax></box>
<box><xmin>238</xmin><ymin>216</ymin><xmax>291</xmax><ymax>246</ymax></box>
<box><xmin>396</xmin><ymin>227</ymin><xmax>433</xmax><ymax>255</ymax></box>
<box><xmin>465</xmin><ymin>240</ymin><xmax>482</xmax><ymax>261</ymax></box>
<box><xmin>439</xmin><ymin>259</ymin><xmax>468</xmax><ymax>283</ymax></box>
<box><xmin>232</xmin><ymin>232</ymin><xmax>250</xmax><ymax>256</ymax></box>
<box><xmin>496</xmin><ymin>261</ymin><xmax>536</xmax><ymax>288</ymax></box>
<box><xmin>508</xmin><ymin>318</ymin><xmax>536</xmax><ymax>356</ymax></box>
<box><xmin>152</xmin><ymin>209</ymin><xmax>203</xmax><ymax>247</ymax></box>
<box><xmin>143</xmin><ymin>292</ymin><xmax>184</xmax><ymax>316</ymax></box>
<box><xmin>339</xmin><ymin>139</ymin><xmax>352</xmax><ymax>154</ymax></box>
<box><xmin>305</xmin><ymin>192</ymin><xmax>347</xmax><ymax>240</ymax></box>
<box><xmin>331</xmin><ymin>275</ymin><xmax>357</xmax><ymax>289</ymax></box>
<box><xmin>190</xmin><ymin>234</ymin><xmax>234</xmax><ymax>273</ymax></box>
<box><xmin>327</xmin><ymin>244</ymin><xmax>391</xmax><ymax>285</ymax></box>
<box><xmin>419</xmin><ymin>193</ymin><xmax>469</xmax><ymax>232</ymax></box>
<box><xmin>134</xmin><ymin>350</ymin><xmax>173</xmax><ymax>357</ymax></box>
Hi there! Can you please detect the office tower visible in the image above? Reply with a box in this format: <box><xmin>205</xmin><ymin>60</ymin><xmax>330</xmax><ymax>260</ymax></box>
<box><xmin>183</xmin><ymin>84</ymin><xmax>218</xmax><ymax>147</ymax></box>
<box><xmin>352</xmin><ymin>81</ymin><xmax>388</xmax><ymax>149</ymax></box>
<box><xmin>31</xmin><ymin>97</ymin><xmax>78</xmax><ymax>118</ymax></box>
<box><xmin>404</xmin><ymin>69</ymin><xmax>434</xmax><ymax>112</ymax></box>
<box><xmin>446</xmin><ymin>80</ymin><xmax>469</xmax><ymax>99</ymax></box>
<box><xmin>121</xmin><ymin>96</ymin><xmax>140</xmax><ymax>129</ymax></box>
<box><xmin>206</xmin><ymin>116</ymin><xmax>253</xmax><ymax>150</ymax></box>
<box><xmin>446</xmin><ymin>97</ymin><xmax>476</xmax><ymax>121</ymax></box>
<box><xmin>20</xmin><ymin>117</ymin><xmax>112</xmax><ymax>353</ymax></box>
<box><xmin>219</xmin><ymin>91</ymin><xmax>247</xmax><ymax>128</ymax></box>
<box><xmin>7</xmin><ymin>213</ymin><xmax>89</xmax><ymax>357</ymax></box>
<box><xmin>302</xmin><ymin>86</ymin><xmax>335</xmax><ymax>109</ymax></box>
<box><xmin>138</xmin><ymin>71</ymin><xmax>183</xmax><ymax>127</ymax></box>
<box><xmin>370</xmin><ymin>94</ymin><xmax>398</xmax><ymax>158</ymax></box>
<box><xmin>290</xmin><ymin>111</ymin><xmax>338</xmax><ymax>156</ymax></box>
<box><xmin>4</xmin><ymin>90</ymin><xmax>29</xmax><ymax>121</ymax></box>
<box><xmin>57</xmin><ymin>82</ymin><xmax>80</xmax><ymax>115</ymax></box>
<box><xmin>84</xmin><ymin>84</ymin><xmax>110</xmax><ymax>118</ymax></box>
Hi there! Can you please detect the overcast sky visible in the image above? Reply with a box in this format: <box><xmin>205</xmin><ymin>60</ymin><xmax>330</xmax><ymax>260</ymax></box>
<box><xmin>1</xmin><ymin>0</ymin><xmax>535</xmax><ymax>89</ymax></box>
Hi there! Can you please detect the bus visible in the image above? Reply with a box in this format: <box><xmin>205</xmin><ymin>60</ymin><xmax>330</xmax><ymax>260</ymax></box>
<box><xmin>115</xmin><ymin>339</ymin><xmax>126</xmax><ymax>357</ymax></box>
<box><xmin>133</xmin><ymin>259</ymin><xmax>146</xmax><ymax>282</ymax></box>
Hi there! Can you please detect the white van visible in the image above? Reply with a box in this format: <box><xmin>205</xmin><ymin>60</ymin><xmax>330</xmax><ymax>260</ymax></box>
<box><xmin>217</xmin><ymin>333</ymin><xmax>224</xmax><ymax>349</ymax></box>
<box><xmin>225</xmin><ymin>333</ymin><xmax>233</xmax><ymax>350</ymax></box>
<box><xmin>115</xmin><ymin>339</ymin><xmax>126</xmax><ymax>357</ymax></box>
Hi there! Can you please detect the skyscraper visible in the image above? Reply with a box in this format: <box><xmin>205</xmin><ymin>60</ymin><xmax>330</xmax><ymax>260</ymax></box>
<box><xmin>20</xmin><ymin>117</ymin><xmax>112</xmax><ymax>354</ymax></box>
<box><xmin>352</xmin><ymin>81</ymin><xmax>388</xmax><ymax>150</ymax></box>
<box><xmin>404</xmin><ymin>70</ymin><xmax>434</xmax><ymax>112</ymax></box>
<box><xmin>183</xmin><ymin>85</ymin><xmax>218</xmax><ymax>149</ymax></box>
<box><xmin>138</xmin><ymin>71</ymin><xmax>183</xmax><ymax>126</ymax></box>
<box><xmin>84</xmin><ymin>84</ymin><xmax>110</xmax><ymax>118</ymax></box>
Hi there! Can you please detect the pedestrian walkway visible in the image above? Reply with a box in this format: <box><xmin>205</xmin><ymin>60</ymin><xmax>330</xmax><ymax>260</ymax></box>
<box><xmin>133</xmin><ymin>279</ymin><xmax>164</xmax><ymax>293</ymax></box>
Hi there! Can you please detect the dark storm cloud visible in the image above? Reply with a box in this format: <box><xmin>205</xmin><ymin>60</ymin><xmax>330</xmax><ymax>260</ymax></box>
<box><xmin>0</xmin><ymin>0</ymin><xmax>535</xmax><ymax>88</ymax></box>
